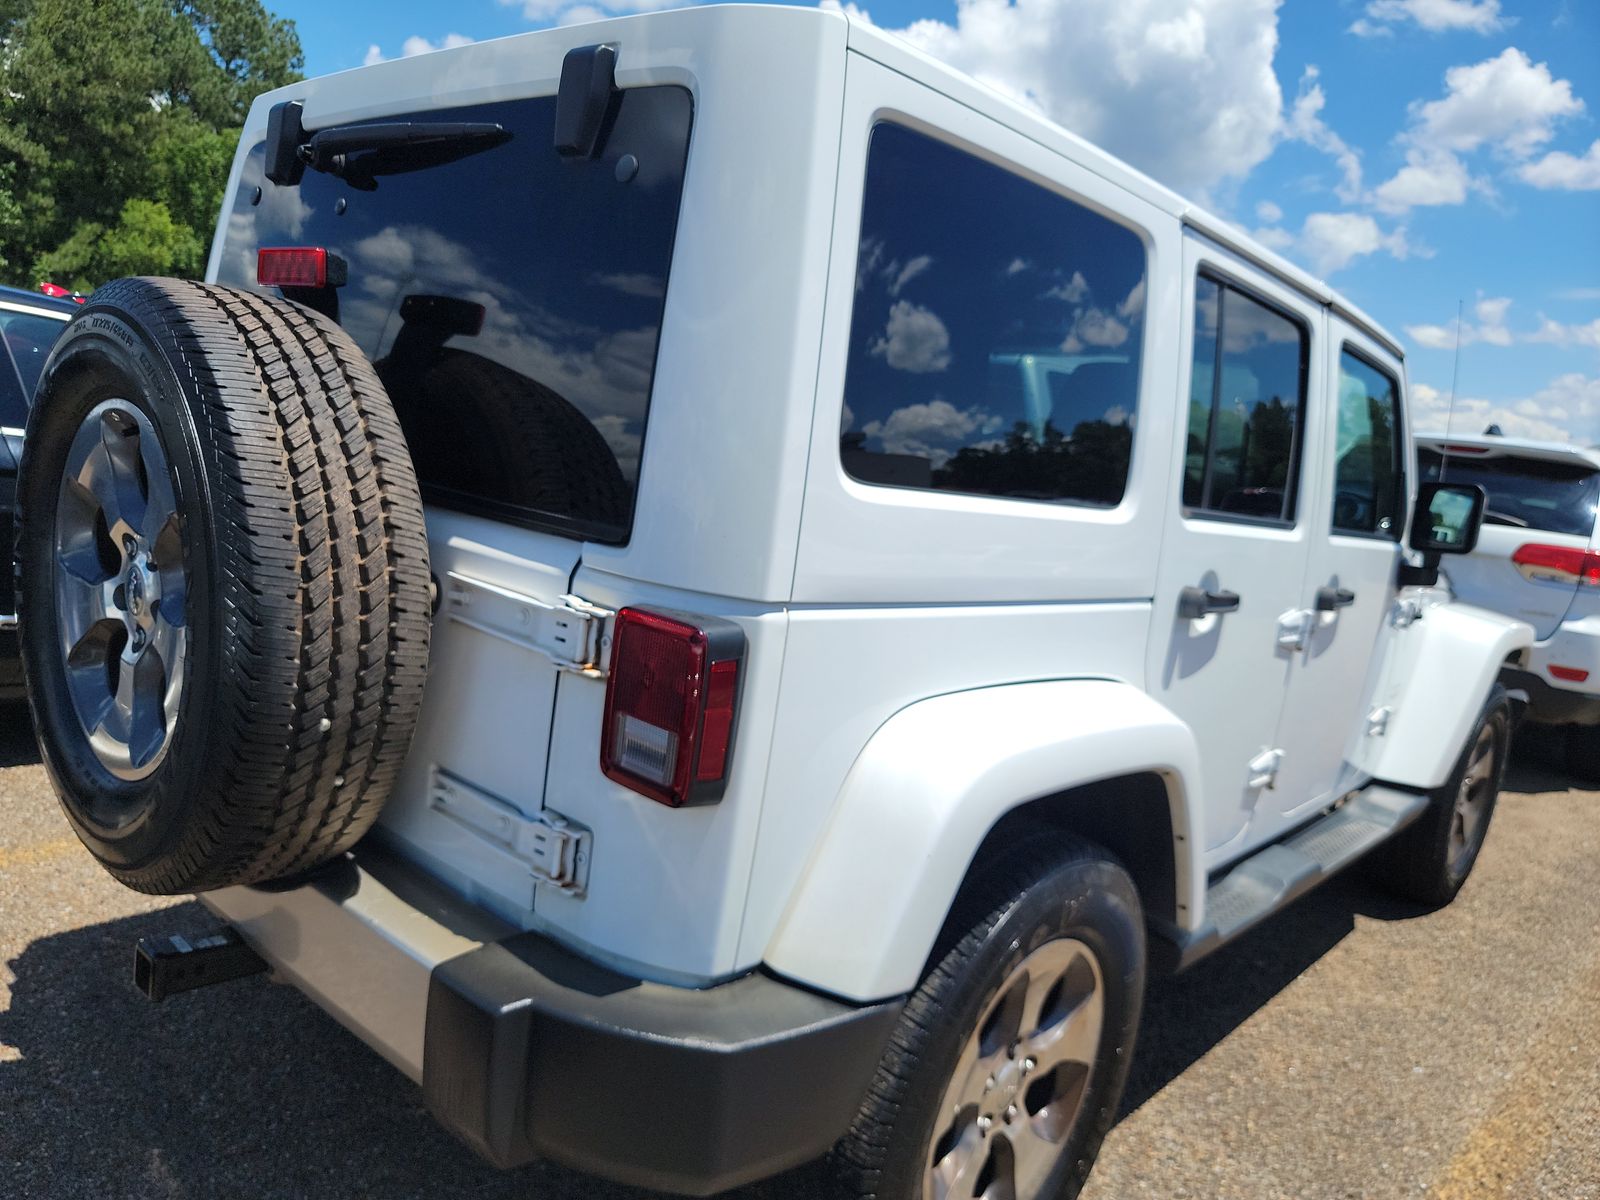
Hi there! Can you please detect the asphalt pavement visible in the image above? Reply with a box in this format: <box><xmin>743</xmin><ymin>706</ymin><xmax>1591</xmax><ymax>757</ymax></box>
<box><xmin>1</xmin><ymin>705</ymin><xmax>1596</xmax><ymax>1199</ymax></box>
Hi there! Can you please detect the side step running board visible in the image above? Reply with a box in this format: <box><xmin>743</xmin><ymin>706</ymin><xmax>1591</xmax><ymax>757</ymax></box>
<box><xmin>1154</xmin><ymin>785</ymin><xmax>1429</xmax><ymax>973</ymax></box>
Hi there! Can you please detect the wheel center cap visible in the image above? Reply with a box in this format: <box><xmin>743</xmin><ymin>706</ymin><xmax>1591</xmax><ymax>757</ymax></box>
<box><xmin>126</xmin><ymin>564</ymin><xmax>146</xmax><ymax>616</ymax></box>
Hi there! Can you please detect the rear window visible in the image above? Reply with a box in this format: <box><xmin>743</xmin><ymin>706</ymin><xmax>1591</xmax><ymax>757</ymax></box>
<box><xmin>218</xmin><ymin>87</ymin><xmax>693</xmax><ymax>544</ymax></box>
<box><xmin>1419</xmin><ymin>448</ymin><xmax>1600</xmax><ymax>538</ymax></box>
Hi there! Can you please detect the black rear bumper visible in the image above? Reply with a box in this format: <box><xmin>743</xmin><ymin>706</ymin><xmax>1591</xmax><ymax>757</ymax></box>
<box><xmin>425</xmin><ymin>935</ymin><xmax>902</xmax><ymax>1195</ymax></box>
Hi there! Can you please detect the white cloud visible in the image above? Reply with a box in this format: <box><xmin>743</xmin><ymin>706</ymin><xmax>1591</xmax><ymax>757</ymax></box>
<box><xmin>1285</xmin><ymin>67</ymin><xmax>1363</xmax><ymax>202</ymax></box>
<box><xmin>1372</xmin><ymin>149</ymin><xmax>1471</xmax><ymax>212</ymax></box>
<box><xmin>1554</xmin><ymin>288</ymin><xmax>1600</xmax><ymax>302</ymax></box>
<box><xmin>1407</xmin><ymin>301</ymin><xmax>1600</xmax><ymax>352</ymax></box>
<box><xmin>1519</xmin><ymin>140</ymin><xmax>1600</xmax><ymax>191</ymax></box>
<box><xmin>1371</xmin><ymin>47</ymin><xmax>1583</xmax><ymax>214</ymax></box>
<box><xmin>870</xmin><ymin>0</ymin><xmax>1287</xmax><ymax>196</ymax></box>
<box><xmin>1410</xmin><ymin>47</ymin><xmax>1582</xmax><ymax>160</ymax></box>
<box><xmin>363</xmin><ymin>32</ymin><xmax>475</xmax><ymax>64</ymax></box>
<box><xmin>1351</xmin><ymin>0</ymin><xmax>1508</xmax><ymax>36</ymax></box>
<box><xmin>1255</xmin><ymin>200</ymin><xmax>1283</xmax><ymax>223</ymax></box>
<box><xmin>1414</xmin><ymin>373</ymin><xmax>1600</xmax><ymax>443</ymax></box>
<box><xmin>1526</xmin><ymin>316</ymin><xmax>1600</xmax><ymax>349</ymax></box>
<box><xmin>1005</xmin><ymin>257</ymin><xmax>1031</xmax><ymax>276</ymax></box>
<box><xmin>1298</xmin><ymin>211</ymin><xmax>1415</xmax><ymax>274</ymax></box>
<box><xmin>870</xmin><ymin>300</ymin><xmax>953</xmax><ymax>373</ymax></box>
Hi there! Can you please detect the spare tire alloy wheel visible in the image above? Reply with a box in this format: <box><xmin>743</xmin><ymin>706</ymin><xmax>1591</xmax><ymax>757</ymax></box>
<box><xmin>927</xmin><ymin>939</ymin><xmax>1104</xmax><ymax>1199</ymax></box>
<box><xmin>18</xmin><ymin>278</ymin><xmax>431</xmax><ymax>895</ymax></box>
<box><xmin>54</xmin><ymin>400</ymin><xmax>186</xmax><ymax>780</ymax></box>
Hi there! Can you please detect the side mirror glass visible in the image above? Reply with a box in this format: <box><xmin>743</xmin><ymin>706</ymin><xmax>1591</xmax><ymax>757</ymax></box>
<box><xmin>1409</xmin><ymin>481</ymin><xmax>1486</xmax><ymax>556</ymax></box>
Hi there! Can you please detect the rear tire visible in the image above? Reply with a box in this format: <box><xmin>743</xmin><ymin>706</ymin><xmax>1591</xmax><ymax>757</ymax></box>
<box><xmin>18</xmin><ymin>278</ymin><xmax>431</xmax><ymax>894</ymax></box>
<box><xmin>824</xmin><ymin>837</ymin><xmax>1144</xmax><ymax>1200</ymax></box>
<box><xmin>1374</xmin><ymin>685</ymin><xmax>1511</xmax><ymax>907</ymax></box>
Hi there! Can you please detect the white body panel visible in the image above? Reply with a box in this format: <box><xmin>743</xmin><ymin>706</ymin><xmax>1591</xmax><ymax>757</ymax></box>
<box><xmin>204</xmin><ymin>6</ymin><xmax>1531</xmax><ymax>1003</ymax></box>
<box><xmin>1370</xmin><ymin>600</ymin><xmax>1534</xmax><ymax>789</ymax></box>
<box><xmin>764</xmin><ymin>680</ymin><xmax>1201</xmax><ymax>1002</ymax></box>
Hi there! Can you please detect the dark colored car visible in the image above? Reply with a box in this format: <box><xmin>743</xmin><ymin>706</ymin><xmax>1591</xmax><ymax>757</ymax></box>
<box><xmin>0</xmin><ymin>284</ymin><xmax>78</xmax><ymax>695</ymax></box>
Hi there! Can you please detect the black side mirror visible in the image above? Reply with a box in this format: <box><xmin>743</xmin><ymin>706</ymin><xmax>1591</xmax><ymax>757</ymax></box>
<box><xmin>1409</xmin><ymin>482</ymin><xmax>1486</xmax><ymax>556</ymax></box>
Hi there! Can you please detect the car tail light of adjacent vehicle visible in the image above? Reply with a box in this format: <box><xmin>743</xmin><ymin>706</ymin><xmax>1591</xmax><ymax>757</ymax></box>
<box><xmin>600</xmin><ymin>607</ymin><xmax>745</xmax><ymax>808</ymax></box>
<box><xmin>1511</xmin><ymin>543</ymin><xmax>1600</xmax><ymax>587</ymax></box>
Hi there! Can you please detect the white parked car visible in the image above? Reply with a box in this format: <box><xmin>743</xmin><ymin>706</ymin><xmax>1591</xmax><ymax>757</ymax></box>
<box><xmin>17</xmin><ymin>9</ymin><xmax>1531</xmax><ymax>1199</ymax></box>
<box><xmin>1417</xmin><ymin>433</ymin><xmax>1600</xmax><ymax>776</ymax></box>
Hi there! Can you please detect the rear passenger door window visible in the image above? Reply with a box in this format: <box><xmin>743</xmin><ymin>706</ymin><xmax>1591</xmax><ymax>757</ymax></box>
<box><xmin>840</xmin><ymin>122</ymin><xmax>1147</xmax><ymax>508</ymax></box>
<box><xmin>1183</xmin><ymin>275</ymin><xmax>1308</xmax><ymax>524</ymax></box>
<box><xmin>1333</xmin><ymin>349</ymin><xmax>1403</xmax><ymax>538</ymax></box>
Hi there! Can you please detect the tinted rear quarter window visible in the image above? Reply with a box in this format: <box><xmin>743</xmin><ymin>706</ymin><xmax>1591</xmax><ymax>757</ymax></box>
<box><xmin>840</xmin><ymin>123</ymin><xmax>1147</xmax><ymax>508</ymax></box>
<box><xmin>1419</xmin><ymin>449</ymin><xmax>1600</xmax><ymax>538</ymax></box>
<box><xmin>218</xmin><ymin>87</ymin><xmax>693</xmax><ymax>544</ymax></box>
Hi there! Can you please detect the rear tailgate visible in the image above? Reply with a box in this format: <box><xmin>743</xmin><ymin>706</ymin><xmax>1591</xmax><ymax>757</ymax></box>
<box><xmin>211</xmin><ymin>53</ymin><xmax>693</xmax><ymax>926</ymax></box>
<box><xmin>1420</xmin><ymin>444</ymin><xmax>1600</xmax><ymax>639</ymax></box>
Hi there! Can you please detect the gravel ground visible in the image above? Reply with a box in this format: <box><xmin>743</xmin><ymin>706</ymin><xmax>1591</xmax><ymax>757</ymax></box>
<box><xmin>2</xmin><ymin>706</ymin><xmax>1596</xmax><ymax>1199</ymax></box>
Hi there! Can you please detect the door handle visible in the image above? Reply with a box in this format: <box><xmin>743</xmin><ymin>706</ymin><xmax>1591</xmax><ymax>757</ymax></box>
<box><xmin>1178</xmin><ymin>586</ymin><xmax>1241</xmax><ymax>620</ymax></box>
<box><xmin>1315</xmin><ymin>586</ymin><xmax>1357</xmax><ymax>612</ymax></box>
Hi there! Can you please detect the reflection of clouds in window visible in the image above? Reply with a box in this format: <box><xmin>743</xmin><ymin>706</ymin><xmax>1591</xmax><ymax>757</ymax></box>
<box><xmin>1118</xmin><ymin>276</ymin><xmax>1146</xmax><ymax>320</ymax></box>
<box><xmin>1047</xmin><ymin>271</ymin><xmax>1090</xmax><ymax>303</ymax></box>
<box><xmin>888</xmin><ymin>255</ymin><xmax>933</xmax><ymax>297</ymax></box>
<box><xmin>856</xmin><ymin>237</ymin><xmax>887</xmax><ymax>293</ymax></box>
<box><xmin>842</xmin><ymin>399</ymin><xmax>855</xmax><ymax>430</ymax></box>
<box><xmin>861</xmin><ymin>398</ymin><xmax>1002</xmax><ymax>468</ymax></box>
<box><xmin>1005</xmin><ymin>257</ymin><xmax>1031</xmax><ymax>276</ymax></box>
<box><xmin>1222</xmin><ymin>297</ymin><xmax>1300</xmax><ymax>352</ymax></box>
<box><xmin>1103</xmin><ymin>404</ymin><xmax>1129</xmax><ymax>425</ymax></box>
<box><xmin>590</xmin><ymin>414</ymin><xmax>642</xmax><ymax>475</ymax></box>
<box><xmin>1061</xmin><ymin>307</ymin><xmax>1129</xmax><ymax>353</ymax></box>
<box><xmin>344</xmin><ymin>222</ymin><xmax>655</xmax><ymax>446</ymax></box>
<box><xmin>871</xmin><ymin>299</ymin><xmax>953</xmax><ymax>373</ymax></box>
<box><xmin>592</xmin><ymin>272</ymin><xmax>666</xmax><ymax>299</ymax></box>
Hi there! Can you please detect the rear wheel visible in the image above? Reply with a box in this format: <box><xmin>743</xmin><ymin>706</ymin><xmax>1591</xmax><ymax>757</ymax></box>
<box><xmin>825</xmin><ymin>837</ymin><xmax>1144</xmax><ymax>1200</ymax></box>
<box><xmin>18</xmin><ymin>278</ymin><xmax>431</xmax><ymax>894</ymax></box>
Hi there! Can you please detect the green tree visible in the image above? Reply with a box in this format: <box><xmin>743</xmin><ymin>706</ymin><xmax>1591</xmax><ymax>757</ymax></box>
<box><xmin>34</xmin><ymin>198</ymin><xmax>206</xmax><ymax>292</ymax></box>
<box><xmin>0</xmin><ymin>0</ymin><xmax>301</xmax><ymax>289</ymax></box>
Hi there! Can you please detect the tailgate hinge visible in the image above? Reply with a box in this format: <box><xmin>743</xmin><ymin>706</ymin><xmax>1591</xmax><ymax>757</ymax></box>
<box><xmin>445</xmin><ymin>572</ymin><xmax>613</xmax><ymax>678</ymax></box>
<box><xmin>430</xmin><ymin>769</ymin><xmax>592</xmax><ymax>897</ymax></box>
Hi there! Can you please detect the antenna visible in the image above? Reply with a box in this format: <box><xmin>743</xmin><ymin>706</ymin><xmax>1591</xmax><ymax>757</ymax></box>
<box><xmin>1441</xmin><ymin>298</ymin><xmax>1464</xmax><ymax>482</ymax></box>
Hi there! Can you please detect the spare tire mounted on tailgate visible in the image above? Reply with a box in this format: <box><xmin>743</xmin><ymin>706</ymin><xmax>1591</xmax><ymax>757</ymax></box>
<box><xmin>17</xmin><ymin>278</ymin><xmax>431</xmax><ymax>894</ymax></box>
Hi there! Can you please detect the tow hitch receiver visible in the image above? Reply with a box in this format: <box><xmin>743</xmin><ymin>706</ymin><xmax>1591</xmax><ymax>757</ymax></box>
<box><xmin>134</xmin><ymin>929</ymin><xmax>268</xmax><ymax>1001</ymax></box>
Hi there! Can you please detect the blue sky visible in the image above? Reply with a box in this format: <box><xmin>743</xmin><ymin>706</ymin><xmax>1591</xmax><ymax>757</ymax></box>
<box><xmin>273</xmin><ymin>0</ymin><xmax>1599</xmax><ymax>441</ymax></box>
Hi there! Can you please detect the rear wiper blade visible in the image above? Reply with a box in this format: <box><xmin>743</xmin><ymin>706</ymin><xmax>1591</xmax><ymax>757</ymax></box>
<box><xmin>300</xmin><ymin>122</ymin><xmax>512</xmax><ymax>190</ymax></box>
<box><xmin>303</xmin><ymin>122</ymin><xmax>509</xmax><ymax>167</ymax></box>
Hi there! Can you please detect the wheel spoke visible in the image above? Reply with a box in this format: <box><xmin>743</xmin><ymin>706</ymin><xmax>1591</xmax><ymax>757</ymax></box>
<box><xmin>77</xmin><ymin>418</ymin><xmax>148</xmax><ymax>542</ymax></box>
<box><xmin>929</xmin><ymin>1119</ymin><xmax>986</xmax><ymax>1200</ymax></box>
<box><xmin>1023</xmin><ymin>984</ymin><xmax>1102</xmax><ymax>1075</ymax></box>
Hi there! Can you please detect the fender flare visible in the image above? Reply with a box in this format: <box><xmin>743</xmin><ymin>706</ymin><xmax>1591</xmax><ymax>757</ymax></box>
<box><xmin>1372</xmin><ymin>600</ymin><xmax>1533</xmax><ymax>790</ymax></box>
<box><xmin>763</xmin><ymin>679</ymin><xmax>1203</xmax><ymax>1003</ymax></box>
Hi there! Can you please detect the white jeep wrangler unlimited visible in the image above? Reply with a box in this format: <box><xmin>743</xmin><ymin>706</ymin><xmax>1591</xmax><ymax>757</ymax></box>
<box><xmin>16</xmin><ymin>8</ymin><xmax>1533</xmax><ymax>1198</ymax></box>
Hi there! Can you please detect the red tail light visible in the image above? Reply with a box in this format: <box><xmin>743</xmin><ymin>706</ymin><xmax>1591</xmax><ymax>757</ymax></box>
<box><xmin>257</xmin><ymin>246</ymin><xmax>347</xmax><ymax>289</ymax></box>
<box><xmin>1511</xmin><ymin>543</ymin><xmax>1600</xmax><ymax>587</ymax></box>
<box><xmin>600</xmin><ymin>608</ymin><xmax>744</xmax><ymax>808</ymax></box>
<box><xmin>1549</xmin><ymin>664</ymin><xmax>1591</xmax><ymax>683</ymax></box>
